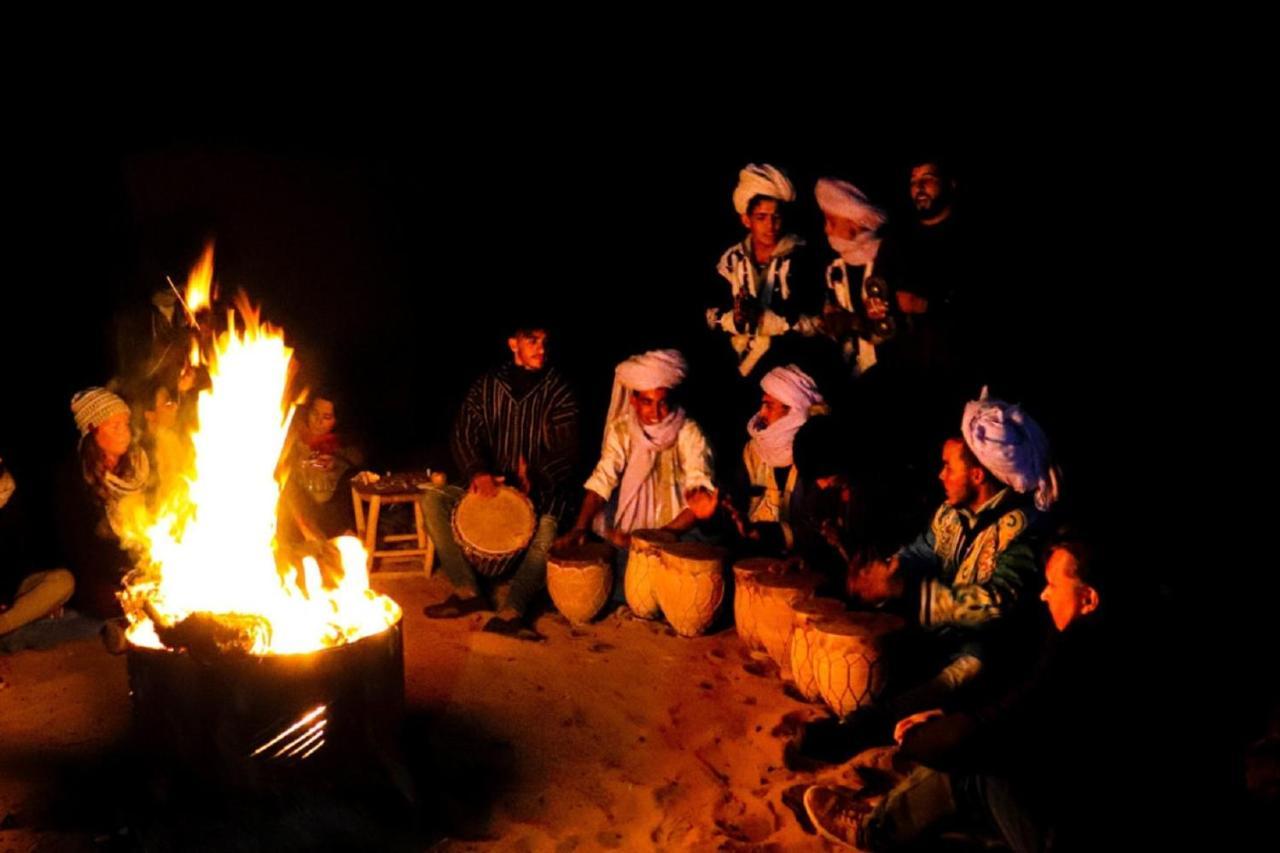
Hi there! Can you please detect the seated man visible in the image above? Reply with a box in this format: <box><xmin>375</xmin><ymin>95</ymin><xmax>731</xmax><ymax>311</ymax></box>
<box><xmin>731</xmin><ymin>364</ymin><xmax>826</xmax><ymax>556</ymax></box>
<box><xmin>835</xmin><ymin>388</ymin><xmax>1060</xmax><ymax>742</ymax></box>
<box><xmin>420</xmin><ymin>321</ymin><xmax>580</xmax><ymax>639</ymax></box>
<box><xmin>1</xmin><ymin>457</ymin><xmax>76</xmax><ymax>642</ymax></box>
<box><xmin>803</xmin><ymin>529</ymin><xmax>1111</xmax><ymax>852</ymax></box>
<box><xmin>557</xmin><ymin>350</ymin><xmax>717</xmax><ymax>582</ymax></box>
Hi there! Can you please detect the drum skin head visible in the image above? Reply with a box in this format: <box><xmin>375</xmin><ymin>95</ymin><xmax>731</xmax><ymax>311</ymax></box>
<box><xmin>454</xmin><ymin>486</ymin><xmax>536</xmax><ymax>554</ymax></box>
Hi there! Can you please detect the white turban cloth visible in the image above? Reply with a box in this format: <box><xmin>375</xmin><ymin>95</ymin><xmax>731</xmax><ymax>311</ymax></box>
<box><xmin>733</xmin><ymin>163</ymin><xmax>796</xmax><ymax>215</ymax></box>
<box><xmin>815</xmin><ymin>178</ymin><xmax>887</xmax><ymax>266</ymax></box>
<box><xmin>962</xmin><ymin>387</ymin><xmax>1060</xmax><ymax>512</ymax></box>
<box><xmin>814</xmin><ymin>178</ymin><xmax>887</xmax><ymax>230</ymax></box>
<box><xmin>748</xmin><ymin>365</ymin><xmax>824</xmax><ymax>468</ymax></box>
<box><xmin>606</xmin><ymin>350</ymin><xmax>691</xmax><ymax>532</ymax></box>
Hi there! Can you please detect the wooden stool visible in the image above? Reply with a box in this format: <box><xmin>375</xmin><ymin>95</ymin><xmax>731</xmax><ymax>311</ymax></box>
<box><xmin>351</xmin><ymin>473</ymin><xmax>439</xmax><ymax>575</ymax></box>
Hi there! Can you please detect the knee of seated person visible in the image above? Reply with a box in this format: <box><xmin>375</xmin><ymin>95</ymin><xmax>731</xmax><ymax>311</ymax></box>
<box><xmin>49</xmin><ymin>569</ymin><xmax>76</xmax><ymax>603</ymax></box>
<box><xmin>419</xmin><ymin>484</ymin><xmax>454</xmax><ymax>508</ymax></box>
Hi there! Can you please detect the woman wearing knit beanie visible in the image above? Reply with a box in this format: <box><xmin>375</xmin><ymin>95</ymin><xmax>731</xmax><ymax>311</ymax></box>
<box><xmin>58</xmin><ymin>387</ymin><xmax>149</xmax><ymax>621</ymax></box>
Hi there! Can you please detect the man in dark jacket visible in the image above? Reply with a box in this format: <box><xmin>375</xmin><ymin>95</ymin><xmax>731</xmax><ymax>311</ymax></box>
<box><xmin>803</xmin><ymin>531</ymin><xmax>1115</xmax><ymax>851</ymax></box>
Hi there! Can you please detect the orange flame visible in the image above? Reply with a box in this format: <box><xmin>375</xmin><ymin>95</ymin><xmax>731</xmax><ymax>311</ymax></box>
<box><xmin>121</xmin><ymin>252</ymin><xmax>400</xmax><ymax>655</ymax></box>
<box><xmin>184</xmin><ymin>242</ymin><xmax>214</xmax><ymax>316</ymax></box>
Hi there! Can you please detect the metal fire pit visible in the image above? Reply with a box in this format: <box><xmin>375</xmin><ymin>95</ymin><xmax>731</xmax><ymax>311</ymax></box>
<box><xmin>126</xmin><ymin>617</ymin><xmax>405</xmax><ymax>796</ymax></box>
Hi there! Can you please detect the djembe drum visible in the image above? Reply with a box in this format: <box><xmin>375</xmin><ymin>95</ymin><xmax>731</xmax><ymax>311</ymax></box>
<box><xmin>652</xmin><ymin>542</ymin><xmax>726</xmax><ymax>637</ymax></box>
<box><xmin>624</xmin><ymin>529</ymin><xmax>677</xmax><ymax>619</ymax></box>
<box><xmin>808</xmin><ymin>612</ymin><xmax>906</xmax><ymax>718</ymax></box>
<box><xmin>752</xmin><ymin>573</ymin><xmax>822</xmax><ymax>676</ymax></box>
<box><xmin>546</xmin><ymin>543</ymin><xmax>615</xmax><ymax>625</ymax></box>
<box><xmin>732</xmin><ymin>557</ymin><xmax>784</xmax><ymax>652</ymax></box>
<box><xmin>451</xmin><ymin>486</ymin><xmax>536</xmax><ymax>577</ymax></box>
<box><xmin>787</xmin><ymin>597</ymin><xmax>848</xmax><ymax>701</ymax></box>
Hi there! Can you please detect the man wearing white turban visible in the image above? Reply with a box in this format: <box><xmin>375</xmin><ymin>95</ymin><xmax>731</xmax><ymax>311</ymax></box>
<box><xmin>558</xmin><ymin>350</ymin><xmax>716</xmax><ymax>552</ymax></box>
<box><xmin>706</xmin><ymin>163</ymin><xmax>820</xmax><ymax>378</ymax></box>
<box><xmin>796</xmin><ymin>177</ymin><xmax>893</xmax><ymax>378</ymax></box>
<box><xmin>829</xmin><ymin>388</ymin><xmax>1058</xmax><ymax>749</ymax></box>
<box><xmin>734</xmin><ymin>364</ymin><xmax>825</xmax><ymax>552</ymax></box>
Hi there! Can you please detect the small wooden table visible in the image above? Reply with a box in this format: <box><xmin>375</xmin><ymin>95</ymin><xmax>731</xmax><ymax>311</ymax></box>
<box><xmin>351</xmin><ymin>472</ymin><xmax>442</xmax><ymax>575</ymax></box>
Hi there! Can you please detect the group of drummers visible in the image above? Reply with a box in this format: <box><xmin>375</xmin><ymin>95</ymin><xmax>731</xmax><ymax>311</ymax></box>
<box><xmin>408</xmin><ymin>161</ymin><xmax>1120</xmax><ymax>851</ymax></box>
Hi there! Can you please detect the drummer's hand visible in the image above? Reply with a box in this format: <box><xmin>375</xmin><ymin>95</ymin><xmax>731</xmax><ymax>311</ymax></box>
<box><xmin>848</xmin><ymin>555</ymin><xmax>902</xmax><ymax>603</ymax></box>
<box><xmin>470</xmin><ymin>473</ymin><xmax>502</xmax><ymax>499</ymax></box>
<box><xmin>685</xmin><ymin>486</ymin><xmax>719</xmax><ymax>521</ymax></box>
<box><xmin>894</xmin><ymin>709</ymin><xmax>945</xmax><ymax>744</ymax></box>
<box><xmin>780</xmin><ymin>555</ymin><xmax>806</xmax><ymax>574</ymax></box>
<box><xmin>554</xmin><ymin>528</ymin><xmax>588</xmax><ymax>552</ymax></box>
<box><xmin>605</xmin><ymin>528</ymin><xmax>632</xmax><ymax>549</ymax></box>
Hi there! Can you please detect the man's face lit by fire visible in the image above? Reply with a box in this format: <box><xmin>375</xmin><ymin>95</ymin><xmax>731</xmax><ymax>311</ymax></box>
<box><xmin>147</xmin><ymin>387</ymin><xmax>179</xmax><ymax>433</ymax></box>
<box><xmin>94</xmin><ymin>411</ymin><xmax>132</xmax><ymax>458</ymax></box>
<box><xmin>823</xmin><ymin>212</ymin><xmax>865</xmax><ymax>242</ymax></box>
<box><xmin>631</xmin><ymin>387</ymin><xmax>672</xmax><ymax>426</ymax></box>
<box><xmin>509</xmin><ymin>330</ymin><xmax>548</xmax><ymax>371</ymax></box>
<box><xmin>1040</xmin><ymin>548</ymin><xmax>1099</xmax><ymax>631</ymax></box>
<box><xmin>939</xmin><ymin>439</ymin><xmax>983</xmax><ymax>508</ymax></box>
<box><xmin>307</xmin><ymin>399</ymin><xmax>336</xmax><ymax>437</ymax></box>
<box><xmin>741</xmin><ymin>198</ymin><xmax>783</xmax><ymax>251</ymax></box>
<box><xmin>909</xmin><ymin>163</ymin><xmax>953</xmax><ymax>221</ymax></box>
<box><xmin>757</xmin><ymin>393</ymin><xmax>791</xmax><ymax>429</ymax></box>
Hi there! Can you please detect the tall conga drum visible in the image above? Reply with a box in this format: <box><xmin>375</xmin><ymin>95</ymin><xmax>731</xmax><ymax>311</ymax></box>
<box><xmin>624</xmin><ymin>529</ymin><xmax>677</xmax><ymax>619</ymax></box>
<box><xmin>787</xmin><ymin>597</ymin><xmax>848</xmax><ymax>701</ymax></box>
<box><xmin>732</xmin><ymin>557</ymin><xmax>784</xmax><ymax>652</ymax></box>
<box><xmin>751</xmin><ymin>572</ymin><xmax>822</xmax><ymax>675</ymax></box>
<box><xmin>546</xmin><ymin>543</ymin><xmax>615</xmax><ymax>625</ymax></box>
<box><xmin>653</xmin><ymin>542</ymin><xmax>726</xmax><ymax>637</ymax></box>
<box><xmin>808</xmin><ymin>613</ymin><xmax>906</xmax><ymax>718</ymax></box>
<box><xmin>451</xmin><ymin>486</ymin><xmax>536</xmax><ymax>577</ymax></box>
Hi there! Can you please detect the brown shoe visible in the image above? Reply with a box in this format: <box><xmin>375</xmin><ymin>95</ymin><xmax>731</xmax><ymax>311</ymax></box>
<box><xmin>803</xmin><ymin>785</ymin><xmax>873</xmax><ymax>850</ymax></box>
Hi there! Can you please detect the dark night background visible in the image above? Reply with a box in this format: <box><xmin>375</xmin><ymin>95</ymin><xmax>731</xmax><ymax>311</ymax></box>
<box><xmin>0</xmin><ymin>89</ymin><xmax>1262</xmax><ymax>842</ymax></box>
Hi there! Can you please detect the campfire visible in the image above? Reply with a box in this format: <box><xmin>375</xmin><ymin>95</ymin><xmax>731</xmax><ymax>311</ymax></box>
<box><xmin>117</xmin><ymin>246</ymin><xmax>401</xmax><ymax>656</ymax></box>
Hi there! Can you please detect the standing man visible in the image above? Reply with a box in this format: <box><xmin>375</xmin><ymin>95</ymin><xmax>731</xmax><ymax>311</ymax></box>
<box><xmin>875</xmin><ymin>157</ymin><xmax>975</xmax><ymax>378</ymax></box>
<box><xmin>706</xmin><ymin>163</ymin><xmax>819</xmax><ymax>379</ymax></box>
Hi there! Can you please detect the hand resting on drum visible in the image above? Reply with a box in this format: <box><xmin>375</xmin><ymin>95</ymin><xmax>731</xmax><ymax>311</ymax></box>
<box><xmin>846</xmin><ymin>554</ymin><xmax>905</xmax><ymax>604</ymax></box>
<box><xmin>470</xmin><ymin>472</ymin><xmax>502</xmax><ymax>499</ymax></box>
<box><xmin>554</xmin><ymin>527</ymin><xmax>589</xmax><ymax>552</ymax></box>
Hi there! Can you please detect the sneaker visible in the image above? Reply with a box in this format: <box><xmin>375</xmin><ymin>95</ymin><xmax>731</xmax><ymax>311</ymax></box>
<box><xmin>423</xmin><ymin>593</ymin><xmax>489</xmax><ymax>619</ymax></box>
<box><xmin>803</xmin><ymin>785</ymin><xmax>873</xmax><ymax>850</ymax></box>
<box><xmin>481</xmin><ymin>615</ymin><xmax>545</xmax><ymax>643</ymax></box>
